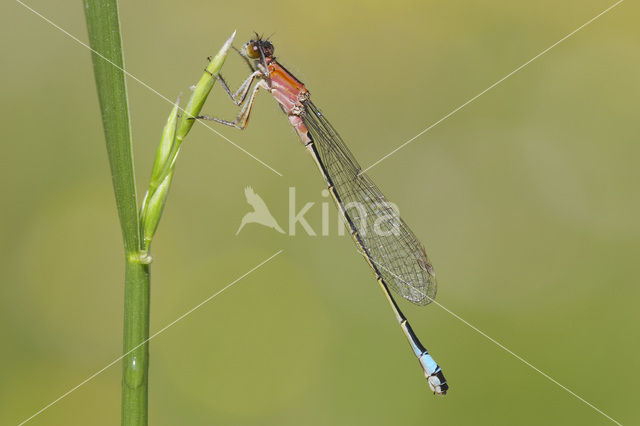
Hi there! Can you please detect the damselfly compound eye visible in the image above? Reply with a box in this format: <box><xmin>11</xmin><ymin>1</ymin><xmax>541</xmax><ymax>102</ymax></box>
<box><xmin>244</xmin><ymin>39</ymin><xmax>275</xmax><ymax>59</ymax></box>
<box><xmin>245</xmin><ymin>40</ymin><xmax>261</xmax><ymax>59</ymax></box>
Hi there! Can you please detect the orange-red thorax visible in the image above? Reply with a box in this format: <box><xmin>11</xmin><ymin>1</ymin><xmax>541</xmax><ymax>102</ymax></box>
<box><xmin>266</xmin><ymin>59</ymin><xmax>312</xmax><ymax>144</ymax></box>
<box><xmin>267</xmin><ymin>59</ymin><xmax>308</xmax><ymax>115</ymax></box>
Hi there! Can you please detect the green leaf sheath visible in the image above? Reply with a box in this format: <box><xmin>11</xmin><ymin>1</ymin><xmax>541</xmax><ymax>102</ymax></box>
<box><xmin>176</xmin><ymin>31</ymin><xmax>236</xmax><ymax>142</ymax></box>
<box><xmin>139</xmin><ymin>31</ymin><xmax>235</xmax><ymax>251</ymax></box>
<box><xmin>140</xmin><ymin>102</ymin><xmax>179</xmax><ymax>250</ymax></box>
<box><xmin>83</xmin><ymin>0</ymin><xmax>138</xmax><ymax>252</ymax></box>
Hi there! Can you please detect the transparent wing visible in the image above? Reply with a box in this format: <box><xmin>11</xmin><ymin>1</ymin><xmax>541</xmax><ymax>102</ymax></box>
<box><xmin>302</xmin><ymin>101</ymin><xmax>437</xmax><ymax>306</ymax></box>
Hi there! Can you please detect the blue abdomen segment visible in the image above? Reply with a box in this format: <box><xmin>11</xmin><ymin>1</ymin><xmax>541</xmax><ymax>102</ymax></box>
<box><xmin>399</xmin><ymin>315</ymin><xmax>448</xmax><ymax>394</ymax></box>
<box><xmin>419</xmin><ymin>352</ymin><xmax>439</xmax><ymax>376</ymax></box>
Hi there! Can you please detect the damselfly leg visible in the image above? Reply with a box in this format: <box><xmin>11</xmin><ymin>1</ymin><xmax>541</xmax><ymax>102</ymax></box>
<box><xmin>216</xmin><ymin>70</ymin><xmax>263</xmax><ymax>106</ymax></box>
<box><xmin>195</xmin><ymin>77</ymin><xmax>268</xmax><ymax>129</ymax></box>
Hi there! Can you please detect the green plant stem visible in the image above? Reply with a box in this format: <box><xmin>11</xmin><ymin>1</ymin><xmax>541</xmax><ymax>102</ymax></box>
<box><xmin>83</xmin><ymin>1</ymin><xmax>149</xmax><ymax>425</ymax></box>
<box><xmin>121</xmin><ymin>259</ymin><xmax>150</xmax><ymax>425</ymax></box>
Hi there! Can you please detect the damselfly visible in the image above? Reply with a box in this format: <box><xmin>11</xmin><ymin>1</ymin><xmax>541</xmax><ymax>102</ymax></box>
<box><xmin>198</xmin><ymin>35</ymin><xmax>448</xmax><ymax>394</ymax></box>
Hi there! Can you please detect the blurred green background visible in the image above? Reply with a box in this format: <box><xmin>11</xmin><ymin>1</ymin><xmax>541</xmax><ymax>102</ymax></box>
<box><xmin>1</xmin><ymin>0</ymin><xmax>638</xmax><ymax>424</ymax></box>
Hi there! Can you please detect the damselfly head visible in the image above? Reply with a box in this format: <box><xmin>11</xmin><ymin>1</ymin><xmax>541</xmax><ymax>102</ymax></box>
<box><xmin>244</xmin><ymin>38</ymin><xmax>274</xmax><ymax>60</ymax></box>
<box><xmin>426</xmin><ymin>370</ymin><xmax>448</xmax><ymax>395</ymax></box>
